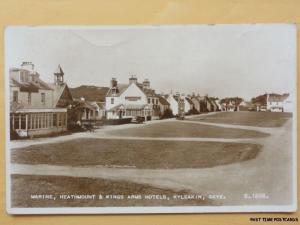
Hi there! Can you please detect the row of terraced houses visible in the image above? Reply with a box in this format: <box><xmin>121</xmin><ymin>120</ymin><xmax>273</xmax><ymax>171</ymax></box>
<box><xmin>9</xmin><ymin>62</ymin><xmax>292</xmax><ymax>138</ymax></box>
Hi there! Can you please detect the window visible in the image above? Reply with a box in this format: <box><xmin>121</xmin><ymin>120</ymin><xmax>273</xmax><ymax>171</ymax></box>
<box><xmin>28</xmin><ymin>92</ymin><xmax>31</xmax><ymax>104</ymax></box>
<box><xmin>53</xmin><ymin>114</ymin><xmax>57</xmax><ymax>126</ymax></box>
<box><xmin>13</xmin><ymin>91</ymin><xmax>18</xmax><ymax>102</ymax></box>
<box><xmin>41</xmin><ymin>93</ymin><xmax>46</xmax><ymax>105</ymax></box>
<box><xmin>152</xmin><ymin>99</ymin><xmax>155</xmax><ymax>104</ymax></box>
<box><xmin>21</xmin><ymin>114</ymin><xmax>26</xmax><ymax>129</ymax></box>
<box><xmin>61</xmin><ymin>114</ymin><xmax>66</xmax><ymax>126</ymax></box>
<box><xmin>148</xmin><ymin>98</ymin><xmax>151</xmax><ymax>104</ymax></box>
<box><xmin>58</xmin><ymin>113</ymin><xmax>62</xmax><ymax>126</ymax></box>
<box><xmin>111</xmin><ymin>87</ymin><xmax>118</xmax><ymax>95</ymax></box>
<box><xmin>111</xmin><ymin>98</ymin><xmax>114</xmax><ymax>104</ymax></box>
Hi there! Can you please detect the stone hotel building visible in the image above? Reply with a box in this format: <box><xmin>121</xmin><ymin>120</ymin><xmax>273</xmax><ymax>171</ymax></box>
<box><xmin>9</xmin><ymin>62</ymin><xmax>73</xmax><ymax>138</ymax></box>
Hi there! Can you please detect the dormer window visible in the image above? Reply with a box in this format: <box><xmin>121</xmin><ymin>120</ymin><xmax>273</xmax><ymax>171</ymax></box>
<box><xmin>111</xmin><ymin>87</ymin><xmax>117</xmax><ymax>95</ymax></box>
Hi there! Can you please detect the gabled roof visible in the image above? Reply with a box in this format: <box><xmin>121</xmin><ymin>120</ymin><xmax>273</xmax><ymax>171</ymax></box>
<box><xmin>142</xmin><ymin>88</ymin><xmax>157</xmax><ymax>97</ymax></box>
<box><xmin>158</xmin><ymin>95</ymin><xmax>170</xmax><ymax>106</ymax></box>
<box><xmin>48</xmin><ymin>83</ymin><xmax>73</xmax><ymax>107</ymax></box>
<box><xmin>106</xmin><ymin>83</ymin><xmax>129</xmax><ymax>97</ymax></box>
<box><xmin>10</xmin><ymin>76</ymin><xmax>52</xmax><ymax>92</ymax></box>
<box><xmin>96</xmin><ymin>102</ymin><xmax>106</xmax><ymax>110</ymax></box>
<box><xmin>185</xmin><ymin>97</ymin><xmax>194</xmax><ymax>105</ymax></box>
<box><xmin>209</xmin><ymin>97</ymin><xmax>218</xmax><ymax>108</ymax></box>
<box><xmin>191</xmin><ymin>96</ymin><xmax>201</xmax><ymax>103</ymax></box>
<box><xmin>268</xmin><ymin>93</ymin><xmax>290</xmax><ymax>102</ymax></box>
<box><xmin>173</xmin><ymin>95</ymin><xmax>180</xmax><ymax>102</ymax></box>
<box><xmin>77</xmin><ymin>100</ymin><xmax>97</xmax><ymax>110</ymax></box>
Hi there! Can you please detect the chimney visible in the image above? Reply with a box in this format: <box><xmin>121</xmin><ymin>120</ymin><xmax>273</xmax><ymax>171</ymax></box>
<box><xmin>31</xmin><ymin>73</ymin><xmax>40</xmax><ymax>83</ymax></box>
<box><xmin>142</xmin><ymin>79</ymin><xmax>150</xmax><ymax>89</ymax></box>
<box><xmin>21</xmin><ymin>61</ymin><xmax>34</xmax><ymax>73</ymax></box>
<box><xmin>111</xmin><ymin>78</ymin><xmax>118</xmax><ymax>88</ymax></box>
<box><xmin>129</xmin><ymin>75</ymin><xmax>137</xmax><ymax>84</ymax></box>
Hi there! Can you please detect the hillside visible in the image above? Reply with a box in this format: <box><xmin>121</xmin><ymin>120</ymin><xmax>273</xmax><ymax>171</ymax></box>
<box><xmin>69</xmin><ymin>85</ymin><xmax>109</xmax><ymax>102</ymax></box>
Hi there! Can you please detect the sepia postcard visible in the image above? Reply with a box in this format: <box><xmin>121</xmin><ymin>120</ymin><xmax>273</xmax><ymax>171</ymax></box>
<box><xmin>5</xmin><ymin>24</ymin><xmax>297</xmax><ymax>214</ymax></box>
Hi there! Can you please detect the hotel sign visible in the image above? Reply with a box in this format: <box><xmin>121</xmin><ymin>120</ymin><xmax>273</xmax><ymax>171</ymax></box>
<box><xmin>125</xmin><ymin>96</ymin><xmax>141</xmax><ymax>101</ymax></box>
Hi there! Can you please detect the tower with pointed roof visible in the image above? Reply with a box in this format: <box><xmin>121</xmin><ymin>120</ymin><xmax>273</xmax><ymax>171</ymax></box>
<box><xmin>54</xmin><ymin>64</ymin><xmax>64</xmax><ymax>85</ymax></box>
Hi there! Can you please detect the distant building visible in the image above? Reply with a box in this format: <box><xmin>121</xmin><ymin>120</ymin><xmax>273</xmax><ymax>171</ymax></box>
<box><xmin>10</xmin><ymin>62</ymin><xmax>73</xmax><ymax>138</ymax></box>
<box><xmin>220</xmin><ymin>97</ymin><xmax>243</xmax><ymax>112</ymax></box>
<box><xmin>184</xmin><ymin>96</ymin><xmax>194</xmax><ymax>113</ymax></box>
<box><xmin>165</xmin><ymin>93</ymin><xmax>185</xmax><ymax>116</ymax></box>
<box><xmin>157</xmin><ymin>95</ymin><xmax>170</xmax><ymax>115</ymax></box>
<box><xmin>191</xmin><ymin>96</ymin><xmax>201</xmax><ymax>113</ymax></box>
<box><xmin>252</xmin><ymin>93</ymin><xmax>292</xmax><ymax>112</ymax></box>
<box><xmin>74</xmin><ymin>98</ymin><xmax>105</xmax><ymax>122</ymax></box>
<box><xmin>204</xmin><ymin>96</ymin><xmax>216</xmax><ymax>112</ymax></box>
<box><xmin>105</xmin><ymin>76</ymin><xmax>158</xmax><ymax>120</ymax></box>
<box><xmin>266</xmin><ymin>93</ymin><xmax>292</xmax><ymax>112</ymax></box>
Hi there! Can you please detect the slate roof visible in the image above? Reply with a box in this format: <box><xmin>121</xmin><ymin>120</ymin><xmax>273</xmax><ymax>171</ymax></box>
<box><xmin>96</xmin><ymin>102</ymin><xmax>106</xmax><ymax>110</ymax></box>
<box><xmin>106</xmin><ymin>81</ymin><xmax>158</xmax><ymax>98</ymax></box>
<box><xmin>185</xmin><ymin>97</ymin><xmax>194</xmax><ymax>105</ymax></box>
<box><xmin>10</xmin><ymin>76</ymin><xmax>52</xmax><ymax>92</ymax></box>
<box><xmin>209</xmin><ymin>97</ymin><xmax>218</xmax><ymax>108</ymax></box>
<box><xmin>158</xmin><ymin>95</ymin><xmax>170</xmax><ymax>106</ymax></box>
<box><xmin>268</xmin><ymin>93</ymin><xmax>290</xmax><ymax>102</ymax></box>
<box><xmin>47</xmin><ymin>83</ymin><xmax>73</xmax><ymax>107</ymax></box>
<box><xmin>106</xmin><ymin>83</ymin><xmax>130</xmax><ymax>97</ymax></box>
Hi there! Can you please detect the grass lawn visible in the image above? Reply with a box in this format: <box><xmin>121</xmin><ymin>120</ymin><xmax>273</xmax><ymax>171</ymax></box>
<box><xmin>12</xmin><ymin>138</ymin><xmax>261</xmax><ymax>169</ymax></box>
<box><xmin>107</xmin><ymin>121</ymin><xmax>268</xmax><ymax>138</ymax></box>
<box><xmin>188</xmin><ymin>112</ymin><xmax>292</xmax><ymax>127</ymax></box>
<box><xmin>11</xmin><ymin>174</ymin><xmax>213</xmax><ymax>207</ymax></box>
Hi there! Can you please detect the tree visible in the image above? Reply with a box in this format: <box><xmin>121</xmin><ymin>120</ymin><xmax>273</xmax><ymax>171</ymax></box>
<box><xmin>220</xmin><ymin>97</ymin><xmax>243</xmax><ymax>105</ymax></box>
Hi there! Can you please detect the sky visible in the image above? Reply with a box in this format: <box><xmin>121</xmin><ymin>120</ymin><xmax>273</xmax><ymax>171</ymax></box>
<box><xmin>5</xmin><ymin>24</ymin><xmax>296</xmax><ymax>101</ymax></box>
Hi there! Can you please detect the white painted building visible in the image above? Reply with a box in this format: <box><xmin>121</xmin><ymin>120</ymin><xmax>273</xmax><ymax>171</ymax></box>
<box><xmin>105</xmin><ymin>76</ymin><xmax>153</xmax><ymax>120</ymax></box>
<box><xmin>10</xmin><ymin>62</ymin><xmax>73</xmax><ymax>138</ymax></box>
<box><xmin>183</xmin><ymin>96</ymin><xmax>193</xmax><ymax>113</ymax></box>
<box><xmin>166</xmin><ymin>94</ymin><xmax>179</xmax><ymax>116</ymax></box>
<box><xmin>165</xmin><ymin>93</ymin><xmax>185</xmax><ymax>116</ymax></box>
<box><xmin>267</xmin><ymin>93</ymin><xmax>293</xmax><ymax>112</ymax></box>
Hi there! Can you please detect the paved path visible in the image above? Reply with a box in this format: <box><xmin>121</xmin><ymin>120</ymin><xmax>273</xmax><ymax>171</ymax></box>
<box><xmin>10</xmin><ymin>113</ymin><xmax>218</xmax><ymax>149</ymax></box>
<box><xmin>10</xmin><ymin>116</ymin><xmax>295</xmax><ymax>206</ymax></box>
<box><xmin>178</xmin><ymin>120</ymin><xmax>274</xmax><ymax>133</ymax></box>
<box><xmin>10</xmin><ymin>118</ymin><xmax>176</xmax><ymax>149</ymax></box>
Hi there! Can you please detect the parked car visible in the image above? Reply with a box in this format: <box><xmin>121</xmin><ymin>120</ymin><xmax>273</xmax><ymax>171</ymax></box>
<box><xmin>260</xmin><ymin>106</ymin><xmax>267</xmax><ymax>112</ymax></box>
<box><xmin>176</xmin><ymin>114</ymin><xmax>185</xmax><ymax>120</ymax></box>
